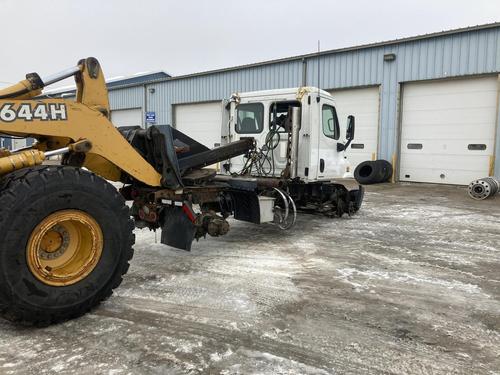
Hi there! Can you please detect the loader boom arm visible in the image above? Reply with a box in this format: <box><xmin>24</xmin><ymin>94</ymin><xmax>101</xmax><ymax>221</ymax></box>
<box><xmin>0</xmin><ymin>58</ymin><xmax>163</xmax><ymax>187</ymax></box>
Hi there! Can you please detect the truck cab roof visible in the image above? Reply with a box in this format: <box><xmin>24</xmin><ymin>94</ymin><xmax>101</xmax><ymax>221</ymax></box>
<box><xmin>234</xmin><ymin>87</ymin><xmax>333</xmax><ymax>101</ymax></box>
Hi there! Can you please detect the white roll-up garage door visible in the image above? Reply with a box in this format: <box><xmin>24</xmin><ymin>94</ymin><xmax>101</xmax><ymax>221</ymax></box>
<box><xmin>174</xmin><ymin>102</ymin><xmax>223</xmax><ymax>148</ymax></box>
<box><xmin>400</xmin><ymin>76</ymin><xmax>498</xmax><ymax>185</ymax></box>
<box><xmin>111</xmin><ymin>108</ymin><xmax>143</xmax><ymax>128</ymax></box>
<box><xmin>328</xmin><ymin>87</ymin><xmax>380</xmax><ymax>170</ymax></box>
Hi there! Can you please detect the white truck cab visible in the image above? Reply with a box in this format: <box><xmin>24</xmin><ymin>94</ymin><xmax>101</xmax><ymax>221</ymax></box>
<box><xmin>221</xmin><ymin>87</ymin><xmax>354</xmax><ymax>181</ymax></box>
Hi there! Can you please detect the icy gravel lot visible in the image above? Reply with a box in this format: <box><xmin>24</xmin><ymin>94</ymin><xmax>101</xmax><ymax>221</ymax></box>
<box><xmin>0</xmin><ymin>183</ymin><xmax>499</xmax><ymax>374</ymax></box>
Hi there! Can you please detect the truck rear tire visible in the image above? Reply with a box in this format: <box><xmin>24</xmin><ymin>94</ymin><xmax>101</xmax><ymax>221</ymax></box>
<box><xmin>0</xmin><ymin>166</ymin><xmax>134</xmax><ymax>325</ymax></box>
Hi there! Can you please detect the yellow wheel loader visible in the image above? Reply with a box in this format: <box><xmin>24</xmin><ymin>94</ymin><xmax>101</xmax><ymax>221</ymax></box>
<box><xmin>0</xmin><ymin>58</ymin><xmax>363</xmax><ymax>325</ymax></box>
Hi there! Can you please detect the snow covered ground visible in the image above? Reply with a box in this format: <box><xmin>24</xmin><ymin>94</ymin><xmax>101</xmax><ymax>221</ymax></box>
<box><xmin>0</xmin><ymin>183</ymin><xmax>499</xmax><ymax>374</ymax></box>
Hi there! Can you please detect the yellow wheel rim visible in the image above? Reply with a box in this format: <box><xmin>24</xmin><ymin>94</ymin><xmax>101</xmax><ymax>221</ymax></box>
<box><xmin>26</xmin><ymin>210</ymin><xmax>103</xmax><ymax>287</ymax></box>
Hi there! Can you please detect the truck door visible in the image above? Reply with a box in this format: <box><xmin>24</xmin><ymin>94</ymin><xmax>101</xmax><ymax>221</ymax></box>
<box><xmin>317</xmin><ymin>99</ymin><xmax>343</xmax><ymax>179</ymax></box>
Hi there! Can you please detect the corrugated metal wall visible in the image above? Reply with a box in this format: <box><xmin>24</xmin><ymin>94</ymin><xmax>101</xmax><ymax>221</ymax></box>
<box><xmin>145</xmin><ymin>60</ymin><xmax>303</xmax><ymax>125</ymax></box>
<box><xmin>109</xmin><ymin>86</ymin><xmax>144</xmax><ymax>110</ymax></box>
<box><xmin>108</xmin><ymin>25</ymin><xmax>500</xmax><ymax>177</ymax></box>
<box><xmin>59</xmin><ymin>86</ymin><xmax>145</xmax><ymax>111</ymax></box>
<box><xmin>305</xmin><ymin>27</ymin><xmax>500</xmax><ymax>166</ymax></box>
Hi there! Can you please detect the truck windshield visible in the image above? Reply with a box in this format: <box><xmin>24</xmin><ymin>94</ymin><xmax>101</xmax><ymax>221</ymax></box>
<box><xmin>236</xmin><ymin>103</ymin><xmax>264</xmax><ymax>134</ymax></box>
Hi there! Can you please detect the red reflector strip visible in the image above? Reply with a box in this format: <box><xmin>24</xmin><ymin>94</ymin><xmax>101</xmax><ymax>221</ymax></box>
<box><xmin>182</xmin><ymin>204</ymin><xmax>196</xmax><ymax>223</ymax></box>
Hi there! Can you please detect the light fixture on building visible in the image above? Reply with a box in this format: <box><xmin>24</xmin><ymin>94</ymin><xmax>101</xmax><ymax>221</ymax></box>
<box><xmin>149</xmin><ymin>88</ymin><xmax>156</xmax><ymax>94</ymax></box>
<box><xmin>384</xmin><ymin>53</ymin><xmax>396</xmax><ymax>62</ymax></box>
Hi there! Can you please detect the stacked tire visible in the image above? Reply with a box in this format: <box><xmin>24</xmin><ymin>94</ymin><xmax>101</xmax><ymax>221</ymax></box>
<box><xmin>354</xmin><ymin>160</ymin><xmax>393</xmax><ymax>185</ymax></box>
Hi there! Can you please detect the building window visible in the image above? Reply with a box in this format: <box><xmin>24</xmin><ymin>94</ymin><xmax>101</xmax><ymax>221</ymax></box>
<box><xmin>236</xmin><ymin>103</ymin><xmax>264</xmax><ymax>134</ymax></box>
<box><xmin>322</xmin><ymin>104</ymin><xmax>340</xmax><ymax>140</ymax></box>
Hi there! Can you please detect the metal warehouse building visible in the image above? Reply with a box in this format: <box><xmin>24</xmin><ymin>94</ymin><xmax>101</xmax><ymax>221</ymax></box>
<box><xmin>51</xmin><ymin>23</ymin><xmax>500</xmax><ymax>185</ymax></box>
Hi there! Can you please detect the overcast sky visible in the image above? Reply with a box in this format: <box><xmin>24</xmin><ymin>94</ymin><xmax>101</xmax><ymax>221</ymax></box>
<box><xmin>0</xmin><ymin>0</ymin><xmax>498</xmax><ymax>88</ymax></box>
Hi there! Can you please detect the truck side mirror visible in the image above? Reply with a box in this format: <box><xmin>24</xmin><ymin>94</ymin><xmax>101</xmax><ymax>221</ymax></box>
<box><xmin>346</xmin><ymin>115</ymin><xmax>355</xmax><ymax>140</ymax></box>
<box><xmin>337</xmin><ymin>115</ymin><xmax>355</xmax><ymax>152</ymax></box>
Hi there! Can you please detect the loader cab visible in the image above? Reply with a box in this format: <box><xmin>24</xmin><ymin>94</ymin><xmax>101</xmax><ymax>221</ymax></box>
<box><xmin>222</xmin><ymin>87</ymin><xmax>352</xmax><ymax>182</ymax></box>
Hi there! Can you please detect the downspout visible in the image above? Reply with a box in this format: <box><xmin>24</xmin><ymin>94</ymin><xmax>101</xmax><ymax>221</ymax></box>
<box><xmin>301</xmin><ymin>58</ymin><xmax>307</xmax><ymax>87</ymax></box>
<box><xmin>143</xmin><ymin>84</ymin><xmax>148</xmax><ymax>128</ymax></box>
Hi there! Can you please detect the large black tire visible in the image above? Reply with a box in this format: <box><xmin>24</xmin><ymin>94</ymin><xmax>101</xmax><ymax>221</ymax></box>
<box><xmin>354</xmin><ymin>160</ymin><xmax>393</xmax><ymax>184</ymax></box>
<box><xmin>374</xmin><ymin>159</ymin><xmax>393</xmax><ymax>182</ymax></box>
<box><xmin>354</xmin><ymin>161</ymin><xmax>382</xmax><ymax>184</ymax></box>
<box><xmin>0</xmin><ymin>166</ymin><xmax>134</xmax><ymax>325</ymax></box>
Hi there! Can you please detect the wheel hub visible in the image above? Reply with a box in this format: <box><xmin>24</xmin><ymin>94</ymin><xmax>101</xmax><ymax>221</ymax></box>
<box><xmin>39</xmin><ymin>225</ymin><xmax>70</xmax><ymax>260</ymax></box>
<box><xmin>26</xmin><ymin>210</ymin><xmax>103</xmax><ymax>286</ymax></box>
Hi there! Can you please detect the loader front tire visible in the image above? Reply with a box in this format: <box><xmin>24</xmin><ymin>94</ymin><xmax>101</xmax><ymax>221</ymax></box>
<box><xmin>0</xmin><ymin>166</ymin><xmax>134</xmax><ymax>325</ymax></box>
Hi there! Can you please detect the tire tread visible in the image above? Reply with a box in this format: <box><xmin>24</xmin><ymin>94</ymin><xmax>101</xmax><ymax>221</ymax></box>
<box><xmin>0</xmin><ymin>166</ymin><xmax>135</xmax><ymax>326</ymax></box>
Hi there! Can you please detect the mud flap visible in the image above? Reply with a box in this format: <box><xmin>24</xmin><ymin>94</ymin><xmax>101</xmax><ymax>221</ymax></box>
<box><xmin>160</xmin><ymin>206</ymin><xmax>196</xmax><ymax>251</ymax></box>
<box><xmin>349</xmin><ymin>185</ymin><xmax>365</xmax><ymax>213</ymax></box>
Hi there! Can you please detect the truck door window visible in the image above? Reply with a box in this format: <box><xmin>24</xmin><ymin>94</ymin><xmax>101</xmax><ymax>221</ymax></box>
<box><xmin>236</xmin><ymin>103</ymin><xmax>264</xmax><ymax>134</ymax></box>
<box><xmin>322</xmin><ymin>104</ymin><xmax>340</xmax><ymax>140</ymax></box>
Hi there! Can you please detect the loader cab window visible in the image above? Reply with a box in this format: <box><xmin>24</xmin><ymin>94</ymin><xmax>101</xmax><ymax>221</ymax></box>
<box><xmin>322</xmin><ymin>104</ymin><xmax>340</xmax><ymax>140</ymax></box>
<box><xmin>269</xmin><ymin>101</ymin><xmax>301</xmax><ymax>133</ymax></box>
<box><xmin>236</xmin><ymin>103</ymin><xmax>264</xmax><ymax>134</ymax></box>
